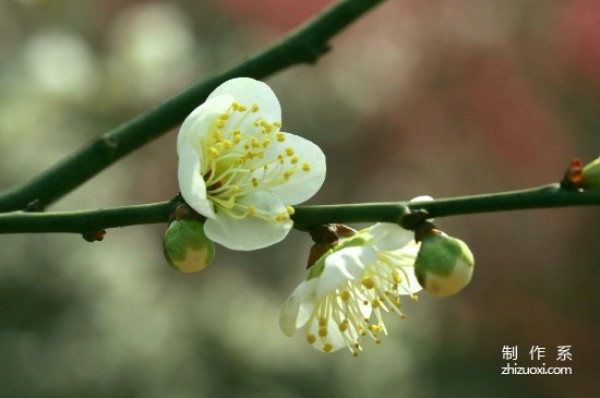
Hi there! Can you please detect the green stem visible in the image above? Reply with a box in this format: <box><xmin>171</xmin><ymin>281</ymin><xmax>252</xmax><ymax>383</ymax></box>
<box><xmin>293</xmin><ymin>183</ymin><xmax>600</xmax><ymax>230</ymax></box>
<box><xmin>0</xmin><ymin>0</ymin><xmax>386</xmax><ymax>213</ymax></box>
<box><xmin>1</xmin><ymin>184</ymin><xmax>598</xmax><ymax>235</ymax></box>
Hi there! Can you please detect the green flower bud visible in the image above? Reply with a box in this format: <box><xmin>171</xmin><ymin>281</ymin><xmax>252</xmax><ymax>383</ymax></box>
<box><xmin>414</xmin><ymin>230</ymin><xmax>474</xmax><ymax>297</ymax></box>
<box><xmin>163</xmin><ymin>219</ymin><xmax>215</xmax><ymax>273</ymax></box>
<box><xmin>583</xmin><ymin>156</ymin><xmax>600</xmax><ymax>190</ymax></box>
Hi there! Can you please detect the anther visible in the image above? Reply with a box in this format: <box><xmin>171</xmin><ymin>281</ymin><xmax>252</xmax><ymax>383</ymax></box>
<box><xmin>209</xmin><ymin>147</ymin><xmax>220</xmax><ymax>158</ymax></box>
<box><xmin>361</xmin><ymin>277</ymin><xmax>375</xmax><ymax>289</ymax></box>
<box><xmin>340</xmin><ymin>290</ymin><xmax>351</xmax><ymax>301</ymax></box>
<box><xmin>339</xmin><ymin>321</ymin><xmax>349</xmax><ymax>332</ymax></box>
<box><xmin>302</xmin><ymin>162</ymin><xmax>311</xmax><ymax>172</ymax></box>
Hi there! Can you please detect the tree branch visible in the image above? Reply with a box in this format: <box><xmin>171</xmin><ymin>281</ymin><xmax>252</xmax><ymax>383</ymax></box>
<box><xmin>1</xmin><ymin>184</ymin><xmax>598</xmax><ymax>236</ymax></box>
<box><xmin>0</xmin><ymin>0</ymin><xmax>386</xmax><ymax>213</ymax></box>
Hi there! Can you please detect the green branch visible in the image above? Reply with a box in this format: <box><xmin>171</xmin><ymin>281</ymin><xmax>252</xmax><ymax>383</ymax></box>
<box><xmin>1</xmin><ymin>184</ymin><xmax>598</xmax><ymax>236</ymax></box>
<box><xmin>0</xmin><ymin>0</ymin><xmax>386</xmax><ymax>213</ymax></box>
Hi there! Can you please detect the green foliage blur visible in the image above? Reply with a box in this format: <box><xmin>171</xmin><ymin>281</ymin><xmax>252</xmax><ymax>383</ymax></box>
<box><xmin>0</xmin><ymin>0</ymin><xmax>598</xmax><ymax>397</ymax></box>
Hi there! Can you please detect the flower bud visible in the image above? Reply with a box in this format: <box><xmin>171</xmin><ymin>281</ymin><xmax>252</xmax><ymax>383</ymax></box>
<box><xmin>583</xmin><ymin>156</ymin><xmax>600</xmax><ymax>190</ymax></box>
<box><xmin>414</xmin><ymin>230</ymin><xmax>474</xmax><ymax>297</ymax></box>
<box><xmin>163</xmin><ymin>219</ymin><xmax>215</xmax><ymax>273</ymax></box>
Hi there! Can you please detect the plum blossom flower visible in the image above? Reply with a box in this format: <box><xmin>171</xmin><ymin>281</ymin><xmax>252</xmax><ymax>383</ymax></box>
<box><xmin>279</xmin><ymin>223</ymin><xmax>422</xmax><ymax>356</ymax></box>
<box><xmin>177</xmin><ymin>78</ymin><xmax>326</xmax><ymax>250</ymax></box>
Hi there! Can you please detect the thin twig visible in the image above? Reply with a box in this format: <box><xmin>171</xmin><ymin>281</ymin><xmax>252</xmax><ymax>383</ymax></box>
<box><xmin>1</xmin><ymin>184</ymin><xmax>598</xmax><ymax>236</ymax></box>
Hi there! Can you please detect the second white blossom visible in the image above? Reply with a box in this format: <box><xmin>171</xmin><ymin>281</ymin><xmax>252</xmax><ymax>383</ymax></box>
<box><xmin>279</xmin><ymin>223</ymin><xmax>422</xmax><ymax>355</ymax></box>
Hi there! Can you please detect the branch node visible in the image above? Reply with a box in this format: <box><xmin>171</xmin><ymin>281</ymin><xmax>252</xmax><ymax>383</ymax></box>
<box><xmin>25</xmin><ymin>198</ymin><xmax>42</xmax><ymax>212</ymax></box>
<box><xmin>303</xmin><ymin>42</ymin><xmax>331</xmax><ymax>64</ymax></box>
<box><xmin>101</xmin><ymin>135</ymin><xmax>119</xmax><ymax>153</ymax></box>
<box><xmin>560</xmin><ymin>158</ymin><xmax>584</xmax><ymax>191</ymax></box>
<box><xmin>400</xmin><ymin>209</ymin><xmax>430</xmax><ymax>231</ymax></box>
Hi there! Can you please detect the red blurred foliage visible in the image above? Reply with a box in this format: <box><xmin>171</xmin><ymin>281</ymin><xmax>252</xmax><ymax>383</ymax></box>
<box><xmin>555</xmin><ymin>0</ymin><xmax>600</xmax><ymax>86</ymax></box>
<box><xmin>214</xmin><ymin>0</ymin><xmax>334</xmax><ymax>31</ymax></box>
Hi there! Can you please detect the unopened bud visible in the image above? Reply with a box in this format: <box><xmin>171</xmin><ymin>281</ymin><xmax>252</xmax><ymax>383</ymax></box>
<box><xmin>583</xmin><ymin>156</ymin><xmax>600</xmax><ymax>190</ymax></box>
<box><xmin>163</xmin><ymin>219</ymin><xmax>215</xmax><ymax>273</ymax></box>
<box><xmin>414</xmin><ymin>230</ymin><xmax>474</xmax><ymax>297</ymax></box>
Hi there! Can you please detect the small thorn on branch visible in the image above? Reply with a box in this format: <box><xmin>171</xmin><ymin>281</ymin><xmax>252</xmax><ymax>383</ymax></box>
<box><xmin>25</xmin><ymin>199</ymin><xmax>42</xmax><ymax>212</ymax></box>
<box><xmin>82</xmin><ymin>230</ymin><xmax>106</xmax><ymax>242</ymax></box>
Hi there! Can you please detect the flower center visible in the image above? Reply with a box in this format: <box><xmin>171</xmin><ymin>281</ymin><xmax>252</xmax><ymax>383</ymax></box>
<box><xmin>305</xmin><ymin>253</ymin><xmax>418</xmax><ymax>356</ymax></box>
<box><xmin>198</xmin><ymin>101</ymin><xmax>311</xmax><ymax>223</ymax></box>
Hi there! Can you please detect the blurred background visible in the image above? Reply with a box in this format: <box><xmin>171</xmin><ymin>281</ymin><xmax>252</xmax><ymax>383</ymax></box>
<box><xmin>0</xmin><ymin>0</ymin><xmax>599</xmax><ymax>397</ymax></box>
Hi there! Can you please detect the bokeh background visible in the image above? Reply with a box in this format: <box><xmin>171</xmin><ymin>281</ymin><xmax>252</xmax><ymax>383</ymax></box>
<box><xmin>1</xmin><ymin>0</ymin><xmax>599</xmax><ymax>397</ymax></box>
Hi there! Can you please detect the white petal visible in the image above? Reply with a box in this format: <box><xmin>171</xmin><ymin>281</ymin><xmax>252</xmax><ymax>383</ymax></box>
<box><xmin>178</xmin><ymin>144</ymin><xmax>215</xmax><ymax>218</ymax></box>
<box><xmin>369</xmin><ymin>223</ymin><xmax>414</xmax><ymax>251</ymax></box>
<box><xmin>410</xmin><ymin>195</ymin><xmax>435</xmax><ymax>222</ymax></box>
<box><xmin>386</xmin><ymin>239</ymin><xmax>423</xmax><ymax>294</ymax></box>
<box><xmin>316</xmin><ymin>246</ymin><xmax>378</xmax><ymax>298</ymax></box>
<box><xmin>262</xmin><ymin>132</ymin><xmax>326</xmax><ymax>204</ymax></box>
<box><xmin>177</xmin><ymin>94</ymin><xmax>235</xmax><ymax>154</ymax></box>
<box><xmin>400</xmin><ymin>265</ymin><xmax>423</xmax><ymax>294</ymax></box>
<box><xmin>204</xmin><ymin>192</ymin><xmax>292</xmax><ymax>250</ymax></box>
<box><xmin>279</xmin><ymin>278</ymin><xmax>317</xmax><ymax>337</ymax></box>
<box><xmin>207</xmin><ymin>77</ymin><xmax>281</xmax><ymax>124</ymax></box>
<box><xmin>410</xmin><ymin>195</ymin><xmax>434</xmax><ymax>203</ymax></box>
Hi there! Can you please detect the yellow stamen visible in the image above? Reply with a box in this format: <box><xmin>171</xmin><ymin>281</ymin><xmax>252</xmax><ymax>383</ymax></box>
<box><xmin>209</xmin><ymin>147</ymin><xmax>219</xmax><ymax>158</ymax></box>
<box><xmin>362</xmin><ymin>277</ymin><xmax>375</xmax><ymax>289</ymax></box>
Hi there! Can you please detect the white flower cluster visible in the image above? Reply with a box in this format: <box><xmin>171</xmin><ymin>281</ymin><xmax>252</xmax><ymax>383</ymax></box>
<box><xmin>173</xmin><ymin>78</ymin><xmax>475</xmax><ymax>355</ymax></box>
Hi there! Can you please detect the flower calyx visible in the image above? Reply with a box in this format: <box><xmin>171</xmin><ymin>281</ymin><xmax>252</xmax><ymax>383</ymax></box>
<box><xmin>306</xmin><ymin>224</ymin><xmax>357</xmax><ymax>269</ymax></box>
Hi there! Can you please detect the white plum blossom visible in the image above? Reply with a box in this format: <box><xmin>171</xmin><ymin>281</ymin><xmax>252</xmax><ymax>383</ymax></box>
<box><xmin>279</xmin><ymin>223</ymin><xmax>422</xmax><ymax>356</ymax></box>
<box><xmin>177</xmin><ymin>77</ymin><xmax>326</xmax><ymax>250</ymax></box>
